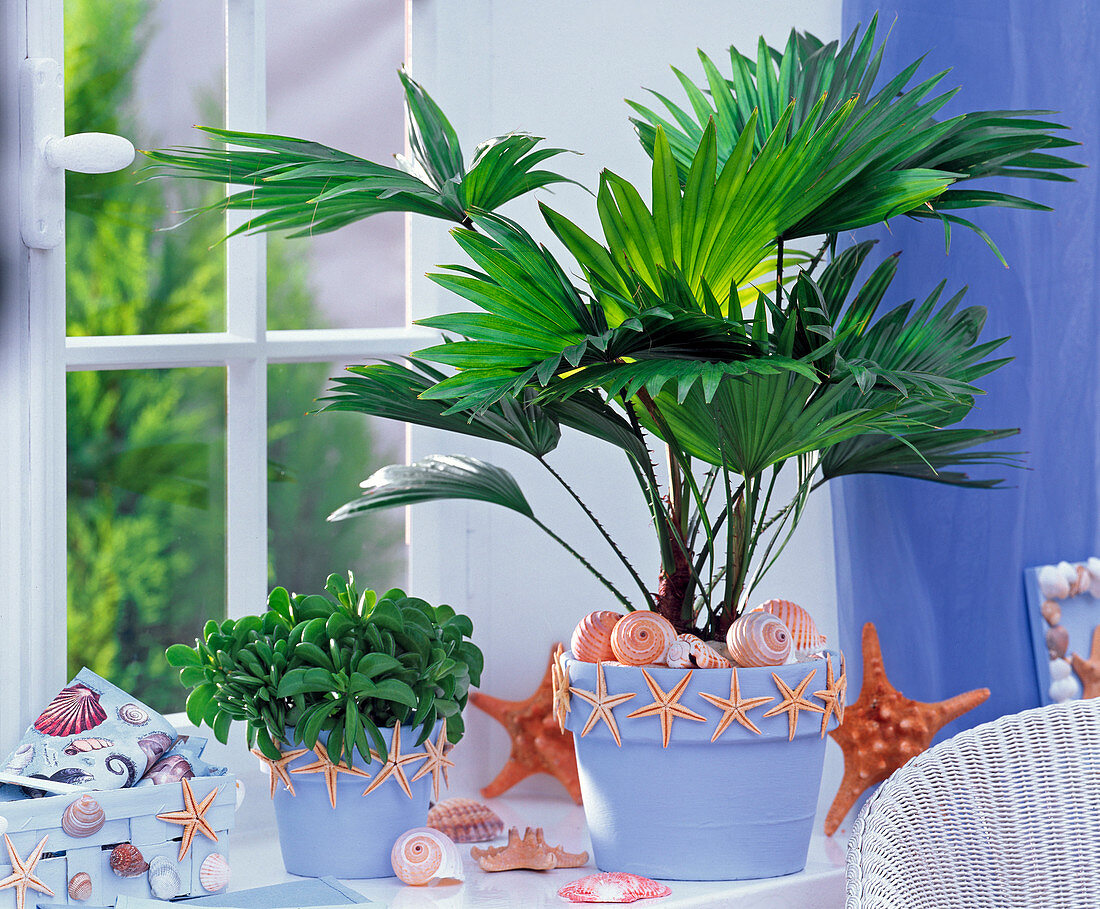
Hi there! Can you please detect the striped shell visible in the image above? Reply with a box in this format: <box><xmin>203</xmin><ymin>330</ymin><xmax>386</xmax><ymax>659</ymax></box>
<box><xmin>63</xmin><ymin>737</ymin><xmax>114</xmax><ymax>756</ymax></box>
<box><xmin>117</xmin><ymin>703</ymin><xmax>150</xmax><ymax>726</ymax></box>
<box><xmin>610</xmin><ymin>612</ymin><xmax>676</xmax><ymax>666</ymax></box>
<box><xmin>667</xmin><ymin>634</ymin><xmax>731</xmax><ymax>669</ymax></box>
<box><xmin>62</xmin><ymin>795</ymin><xmax>106</xmax><ymax>838</ymax></box>
<box><xmin>427</xmin><ymin>797</ymin><xmax>504</xmax><ymax>843</ymax></box>
<box><xmin>148</xmin><ymin>855</ymin><xmax>181</xmax><ymax>900</ymax></box>
<box><xmin>570</xmin><ymin>611</ymin><xmax>622</xmax><ymax>663</ymax></box>
<box><xmin>391</xmin><ymin>827</ymin><xmax>464</xmax><ymax>885</ymax></box>
<box><xmin>33</xmin><ymin>683</ymin><xmax>106</xmax><ymax>737</ymax></box>
<box><xmin>110</xmin><ymin>843</ymin><xmax>148</xmax><ymax>878</ymax></box>
<box><xmin>68</xmin><ymin>872</ymin><xmax>93</xmax><ymax>901</ymax></box>
<box><xmin>665</xmin><ymin>636</ymin><xmax>694</xmax><ymax>669</ymax></box>
<box><xmin>726</xmin><ymin>612</ymin><xmax>792</xmax><ymax>667</ymax></box>
<box><xmin>200</xmin><ymin>852</ymin><xmax>230</xmax><ymax>892</ymax></box>
<box><xmin>754</xmin><ymin>599</ymin><xmax>826</xmax><ymax>653</ymax></box>
<box><xmin>558</xmin><ymin>872</ymin><xmax>672</xmax><ymax>903</ymax></box>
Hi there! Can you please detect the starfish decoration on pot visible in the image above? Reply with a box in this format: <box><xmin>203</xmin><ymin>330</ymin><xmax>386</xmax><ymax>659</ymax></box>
<box><xmin>698</xmin><ymin>667</ymin><xmax>773</xmax><ymax>740</ymax></box>
<box><xmin>1070</xmin><ymin>625</ymin><xmax>1100</xmax><ymax>698</ymax></box>
<box><xmin>250</xmin><ymin>743</ymin><xmax>308</xmax><ymax>798</ymax></box>
<box><xmin>470</xmin><ymin>644</ymin><xmax>583</xmax><ymax>804</ymax></box>
<box><xmin>813</xmin><ymin>653</ymin><xmax>847</xmax><ymax>738</ymax></box>
<box><xmin>0</xmin><ymin>834</ymin><xmax>53</xmax><ymax>909</ymax></box>
<box><xmin>363</xmin><ymin>724</ymin><xmax>425</xmax><ymax>799</ymax></box>
<box><xmin>290</xmin><ymin>740</ymin><xmax>371</xmax><ymax>809</ymax></box>
<box><xmin>825</xmin><ymin>622</ymin><xmax>990</xmax><ymax>837</ymax></box>
<box><xmin>410</xmin><ymin>724</ymin><xmax>456</xmax><ymax>802</ymax></box>
<box><xmin>626</xmin><ymin>669</ymin><xmax>706</xmax><ymax>748</ymax></box>
<box><xmin>763</xmin><ymin>669</ymin><xmax>824</xmax><ymax>741</ymax></box>
<box><xmin>571</xmin><ymin>660</ymin><xmax>636</xmax><ymax>747</ymax></box>
<box><xmin>156</xmin><ymin>778</ymin><xmax>219</xmax><ymax>860</ymax></box>
<box><xmin>550</xmin><ymin>643</ymin><xmax>571</xmax><ymax>733</ymax></box>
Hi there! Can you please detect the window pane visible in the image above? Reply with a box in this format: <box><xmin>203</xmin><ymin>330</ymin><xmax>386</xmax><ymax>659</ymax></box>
<box><xmin>265</xmin><ymin>1</ymin><xmax>406</xmax><ymax>330</ymax></box>
<box><xmin>67</xmin><ymin>367</ymin><xmax>227</xmax><ymax>715</ymax></box>
<box><xmin>65</xmin><ymin>0</ymin><xmax>226</xmax><ymax>336</ymax></box>
<box><xmin>268</xmin><ymin>362</ymin><xmax>407</xmax><ymax>596</ymax></box>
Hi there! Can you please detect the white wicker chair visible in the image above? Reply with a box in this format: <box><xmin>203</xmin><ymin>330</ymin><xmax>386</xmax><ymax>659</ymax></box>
<box><xmin>845</xmin><ymin>698</ymin><xmax>1100</xmax><ymax>908</ymax></box>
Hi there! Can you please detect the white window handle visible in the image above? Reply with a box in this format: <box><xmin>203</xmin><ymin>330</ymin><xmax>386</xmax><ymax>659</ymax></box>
<box><xmin>20</xmin><ymin>58</ymin><xmax>136</xmax><ymax>249</ymax></box>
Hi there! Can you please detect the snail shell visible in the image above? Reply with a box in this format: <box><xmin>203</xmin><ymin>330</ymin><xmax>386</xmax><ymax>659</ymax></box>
<box><xmin>117</xmin><ymin>703</ymin><xmax>150</xmax><ymax>726</ymax></box>
<box><xmin>1046</xmin><ymin>625</ymin><xmax>1070</xmax><ymax>660</ymax></box>
<box><xmin>200</xmin><ymin>852</ymin><xmax>230</xmax><ymax>892</ymax></box>
<box><xmin>110</xmin><ymin>843</ymin><xmax>148</xmax><ymax>878</ymax></box>
<box><xmin>754</xmin><ymin>599</ymin><xmax>826</xmax><ymax>653</ymax></box>
<box><xmin>1041</xmin><ymin>600</ymin><xmax>1062</xmax><ymax>626</ymax></box>
<box><xmin>148</xmin><ymin>855</ymin><xmax>181</xmax><ymax>900</ymax></box>
<box><xmin>62</xmin><ymin>794</ymin><xmax>106</xmax><ymax>838</ymax></box>
<box><xmin>68</xmin><ymin>872</ymin><xmax>93</xmax><ymax>901</ymax></box>
<box><xmin>726</xmin><ymin>612</ymin><xmax>793</xmax><ymax>667</ymax></box>
<box><xmin>665</xmin><ymin>636</ymin><xmax>695</xmax><ymax>669</ymax></box>
<box><xmin>570</xmin><ymin>611</ymin><xmax>622</xmax><ymax>663</ymax></box>
<box><xmin>391</xmin><ymin>827</ymin><xmax>464</xmax><ymax>885</ymax></box>
<box><xmin>609</xmin><ymin>612</ymin><xmax>676</xmax><ymax>666</ymax></box>
<box><xmin>667</xmin><ymin>634</ymin><xmax>731</xmax><ymax>669</ymax></box>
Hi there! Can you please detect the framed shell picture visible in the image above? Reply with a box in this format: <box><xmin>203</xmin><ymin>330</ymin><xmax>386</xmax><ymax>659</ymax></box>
<box><xmin>1025</xmin><ymin>558</ymin><xmax>1100</xmax><ymax>706</ymax></box>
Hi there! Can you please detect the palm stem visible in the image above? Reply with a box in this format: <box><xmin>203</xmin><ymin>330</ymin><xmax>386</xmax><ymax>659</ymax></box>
<box><xmin>529</xmin><ymin>516</ymin><xmax>635</xmax><ymax>612</ymax></box>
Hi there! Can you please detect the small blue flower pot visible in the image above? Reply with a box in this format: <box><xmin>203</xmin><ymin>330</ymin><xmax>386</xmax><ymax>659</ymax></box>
<box><xmin>271</xmin><ymin>722</ymin><xmax>440</xmax><ymax>878</ymax></box>
<box><xmin>564</xmin><ymin>654</ymin><xmax>841</xmax><ymax>881</ymax></box>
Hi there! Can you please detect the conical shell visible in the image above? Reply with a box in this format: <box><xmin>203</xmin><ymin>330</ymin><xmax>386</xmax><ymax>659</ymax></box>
<box><xmin>754</xmin><ymin>599</ymin><xmax>826</xmax><ymax>653</ymax></box>
<box><xmin>570</xmin><ymin>611</ymin><xmax>622</xmax><ymax>663</ymax></box>
<box><xmin>726</xmin><ymin>612</ymin><xmax>792</xmax><ymax>667</ymax></box>
<box><xmin>62</xmin><ymin>794</ymin><xmax>106</xmax><ymax>838</ymax></box>
<box><xmin>609</xmin><ymin>612</ymin><xmax>676</xmax><ymax>666</ymax></box>
<box><xmin>200</xmin><ymin>852</ymin><xmax>230</xmax><ymax>892</ymax></box>
<box><xmin>427</xmin><ymin>797</ymin><xmax>504</xmax><ymax>843</ymax></box>
<box><xmin>68</xmin><ymin>872</ymin><xmax>93</xmax><ymax>901</ymax></box>
<box><xmin>148</xmin><ymin>855</ymin><xmax>181</xmax><ymax>900</ymax></box>
<box><xmin>110</xmin><ymin>843</ymin><xmax>148</xmax><ymax>878</ymax></box>
<box><xmin>391</xmin><ymin>827</ymin><xmax>464</xmax><ymax>885</ymax></box>
<box><xmin>33</xmin><ymin>683</ymin><xmax>106</xmax><ymax>737</ymax></box>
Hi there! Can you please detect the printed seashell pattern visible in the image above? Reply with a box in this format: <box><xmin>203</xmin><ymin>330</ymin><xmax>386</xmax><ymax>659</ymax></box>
<box><xmin>33</xmin><ymin>683</ymin><xmax>107</xmax><ymax>737</ymax></box>
<box><xmin>558</xmin><ymin>871</ymin><xmax>672</xmax><ymax>904</ymax></box>
<box><xmin>426</xmin><ymin>797</ymin><xmax>504</xmax><ymax>843</ymax></box>
<box><xmin>137</xmin><ymin>731</ymin><xmax>173</xmax><ymax>769</ymax></box>
<box><xmin>610</xmin><ymin>612</ymin><xmax>676</xmax><ymax>666</ymax></box>
<box><xmin>4</xmin><ymin>744</ymin><xmax>33</xmax><ymax>773</ymax></box>
<box><xmin>63</xmin><ymin>737</ymin><xmax>114</xmax><ymax>756</ymax></box>
<box><xmin>61</xmin><ymin>794</ymin><xmax>106</xmax><ymax>838</ymax></box>
<box><xmin>68</xmin><ymin>871</ymin><xmax>93</xmax><ymax>902</ymax></box>
<box><xmin>148</xmin><ymin>855</ymin><xmax>182</xmax><ymax>900</ymax></box>
<box><xmin>117</xmin><ymin>703</ymin><xmax>150</xmax><ymax>726</ymax></box>
<box><xmin>110</xmin><ymin>843</ymin><xmax>149</xmax><ymax>878</ymax></box>
<box><xmin>755</xmin><ymin>599</ymin><xmax>826</xmax><ymax>653</ymax></box>
<box><xmin>391</xmin><ymin>827</ymin><xmax>464</xmax><ymax>885</ymax></box>
<box><xmin>727</xmin><ymin>611</ymin><xmax>793</xmax><ymax>667</ymax></box>
<box><xmin>570</xmin><ymin>611</ymin><xmax>622</xmax><ymax>663</ymax></box>
<box><xmin>200</xmin><ymin>852</ymin><xmax>230</xmax><ymax>892</ymax></box>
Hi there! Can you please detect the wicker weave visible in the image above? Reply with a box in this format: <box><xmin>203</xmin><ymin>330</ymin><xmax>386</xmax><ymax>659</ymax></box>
<box><xmin>845</xmin><ymin>698</ymin><xmax>1100</xmax><ymax>908</ymax></box>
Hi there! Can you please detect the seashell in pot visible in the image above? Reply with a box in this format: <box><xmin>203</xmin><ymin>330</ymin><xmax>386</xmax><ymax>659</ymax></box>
<box><xmin>391</xmin><ymin>827</ymin><xmax>464</xmax><ymax>885</ymax></box>
<box><xmin>147</xmin><ymin>855</ymin><xmax>181</xmax><ymax>900</ymax></box>
<box><xmin>68</xmin><ymin>872</ymin><xmax>93</xmax><ymax>901</ymax></box>
<box><xmin>668</xmin><ymin>634</ymin><xmax>730</xmax><ymax>669</ymax></box>
<box><xmin>110</xmin><ymin>843</ymin><xmax>149</xmax><ymax>878</ymax></box>
<box><xmin>665</xmin><ymin>636</ymin><xmax>695</xmax><ymax>669</ymax></box>
<box><xmin>754</xmin><ymin>599</ymin><xmax>826</xmax><ymax>653</ymax></box>
<box><xmin>609</xmin><ymin>612</ymin><xmax>676</xmax><ymax>666</ymax></box>
<box><xmin>62</xmin><ymin>794</ymin><xmax>106</xmax><ymax>838</ymax></box>
<box><xmin>570</xmin><ymin>611</ymin><xmax>622</xmax><ymax>663</ymax></box>
<box><xmin>726</xmin><ymin>611</ymin><xmax>793</xmax><ymax>667</ymax></box>
<box><xmin>200</xmin><ymin>852</ymin><xmax>230</xmax><ymax>892</ymax></box>
<box><xmin>427</xmin><ymin>797</ymin><xmax>504</xmax><ymax>843</ymax></box>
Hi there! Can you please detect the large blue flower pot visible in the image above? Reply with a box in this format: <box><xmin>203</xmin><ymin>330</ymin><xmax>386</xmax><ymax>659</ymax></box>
<box><xmin>564</xmin><ymin>653</ymin><xmax>841</xmax><ymax>881</ymax></box>
<box><xmin>271</xmin><ymin>722</ymin><xmax>440</xmax><ymax>878</ymax></box>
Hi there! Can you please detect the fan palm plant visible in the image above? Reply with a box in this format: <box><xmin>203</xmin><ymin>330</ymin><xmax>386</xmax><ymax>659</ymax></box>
<box><xmin>147</xmin><ymin>16</ymin><xmax>1077</xmax><ymax>641</ymax></box>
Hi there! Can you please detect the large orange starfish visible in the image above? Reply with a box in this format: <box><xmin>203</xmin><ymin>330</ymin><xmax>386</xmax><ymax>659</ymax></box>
<box><xmin>470</xmin><ymin>645</ymin><xmax>582</xmax><ymax>804</ymax></box>
<box><xmin>156</xmin><ymin>778</ymin><xmax>219</xmax><ymax>860</ymax></box>
<box><xmin>625</xmin><ymin>669</ymin><xmax>706</xmax><ymax>748</ymax></box>
<box><xmin>1070</xmin><ymin>625</ymin><xmax>1100</xmax><ymax>698</ymax></box>
<box><xmin>291</xmin><ymin>740</ymin><xmax>371</xmax><ymax>809</ymax></box>
<box><xmin>825</xmin><ymin>622</ymin><xmax>990</xmax><ymax>836</ymax></box>
<box><xmin>0</xmin><ymin>835</ymin><xmax>53</xmax><ymax>909</ymax></box>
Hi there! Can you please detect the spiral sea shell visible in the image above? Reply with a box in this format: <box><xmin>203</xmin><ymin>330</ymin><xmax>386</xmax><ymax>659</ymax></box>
<box><xmin>110</xmin><ymin>843</ymin><xmax>149</xmax><ymax>878</ymax></box>
<box><xmin>667</xmin><ymin>634</ymin><xmax>730</xmax><ymax>669</ymax></box>
<box><xmin>64</xmin><ymin>737</ymin><xmax>114</xmax><ymax>756</ymax></box>
<box><xmin>609</xmin><ymin>612</ymin><xmax>676</xmax><ymax>666</ymax></box>
<box><xmin>726</xmin><ymin>612</ymin><xmax>793</xmax><ymax>667</ymax></box>
<box><xmin>754</xmin><ymin>599</ymin><xmax>826</xmax><ymax>653</ymax></box>
<box><xmin>665</xmin><ymin>636</ymin><xmax>694</xmax><ymax>669</ymax></box>
<box><xmin>427</xmin><ymin>797</ymin><xmax>504</xmax><ymax>843</ymax></box>
<box><xmin>570</xmin><ymin>611</ymin><xmax>622</xmax><ymax>663</ymax></box>
<box><xmin>117</xmin><ymin>703</ymin><xmax>150</xmax><ymax>726</ymax></box>
<box><xmin>137</xmin><ymin>732</ymin><xmax>172</xmax><ymax>769</ymax></box>
<box><xmin>33</xmin><ymin>683</ymin><xmax>106</xmax><ymax>736</ymax></box>
<box><xmin>200</xmin><ymin>853</ymin><xmax>230</xmax><ymax>892</ymax></box>
<box><xmin>62</xmin><ymin>795</ymin><xmax>106</xmax><ymax>837</ymax></box>
<box><xmin>68</xmin><ymin>872</ymin><xmax>92</xmax><ymax>901</ymax></box>
<box><xmin>391</xmin><ymin>827</ymin><xmax>464</xmax><ymax>885</ymax></box>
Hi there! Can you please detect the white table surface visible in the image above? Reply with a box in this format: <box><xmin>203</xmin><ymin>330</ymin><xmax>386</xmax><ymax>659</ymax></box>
<box><xmin>230</xmin><ymin>795</ymin><xmax>846</xmax><ymax>908</ymax></box>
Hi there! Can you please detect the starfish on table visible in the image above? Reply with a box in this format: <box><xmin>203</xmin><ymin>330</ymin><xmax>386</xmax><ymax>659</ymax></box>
<box><xmin>410</xmin><ymin>723</ymin><xmax>456</xmax><ymax>802</ymax></box>
<box><xmin>763</xmin><ymin>669</ymin><xmax>824</xmax><ymax>741</ymax></box>
<box><xmin>470</xmin><ymin>644</ymin><xmax>582</xmax><ymax>804</ymax></box>
<box><xmin>156</xmin><ymin>777</ymin><xmax>219</xmax><ymax>861</ymax></box>
<box><xmin>571</xmin><ymin>660</ymin><xmax>636</xmax><ymax>747</ymax></box>
<box><xmin>550</xmin><ymin>643</ymin><xmax>571</xmax><ymax>734</ymax></box>
<box><xmin>626</xmin><ymin>669</ymin><xmax>706</xmax><ymax>748</ymax></box>
<box><xmin>291</xmin><ymin>740</ymin><xmax>371</xmax><ymax>809</ymax></box>
<box><xmin>1070</xmin><ymin>625</ymin><xmax>1100</xmax><ymax>698</ymax></box>
<box><xmin>250</xmin><ymin>743</ymin><xmax>308</xmax><ymax>798</ymax></box>
<box><xmin>813</xmin><ymin>653</ymin><xmax>847</xmax><ymax>738</ymax></box>
<box><xmin>698</xmin><ymin>667</ymin><xmax>774</xmax><ymax>740</ymax></box>
<box><xmin>825</xmin><ymin>622</ymin><xmax>989</xmax><ymax>837</ymax></box>
<box><xmin>0</xmin><ymin>834</ymin><xmax>53</xmax><ymax>909</ymax></box>
<box><xmin>362</xmin><ymin>724</ymin><xmax>425</xmax><ymax>799</ymax></box>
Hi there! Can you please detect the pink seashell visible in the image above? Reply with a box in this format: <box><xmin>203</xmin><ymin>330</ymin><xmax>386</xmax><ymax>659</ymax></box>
<box><xmin>610</xmin><ymin>612</ymin><xmax>676</xmax><ymax>666</ymax></box>
<box><xmin>558</xmin><ymin>871</ymin><xmax>672</xmax><ymax>903</ymax></box>
<box><xmin>427</xmin><ymin>797</ymin><xmax>504</xmax><ymax>843</ymax></box>
<box><xmin>34</xmin><ymin>683</ymin><xmax>106</xmax><ymax>737</ymax></box>
<box><xmin>754</xmin><ymin>599</ymin><xmax>826</xmax><ymax>653</ymax></box>
<box><xmin>667</xmin><ymin>634</ymin><xmax>731</xmax><ymax>669</ymax></box>
<box><xmin>391</xmin><ymin>827</ymin><xmax>464</xmax><ymax>885</ymax></box>
<box><xmin>68</xmin><ymin>872</ymin><xmax>93</xmax><ymax>901</ymax></box>
<box><xmin>200</xmin><ymin>852</ymin><xmax>230</xmax><ymax>892</ymax></box>
<box><xmin>109</xmin><ymin>843</ymin><xmax>148</xmax><ymax>878</ymax></box>
<box><xmin>666</xmin><ymin>636</ymin><xmax>695</xmax><ymax>669</ymax></box>
<box><xmin>727</xmin><ymin>612</ymin><xmax>792</xmax><ymax>667</ymax></box>
<box><xmin>62</xmin><ymin>795</ymin><xmax>106</xmax><ymax>837</ymax></box>
<box><xmin>570</xmin><ymin>611</ymin><xmax>623</xmax><ymax>663</ymax></box>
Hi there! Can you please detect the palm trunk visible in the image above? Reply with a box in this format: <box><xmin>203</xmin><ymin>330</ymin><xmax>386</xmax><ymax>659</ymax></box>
<box><xmin>654</xmin><ymin>544</ymin><xmax>693</xmax><ymax>635</ymax></box>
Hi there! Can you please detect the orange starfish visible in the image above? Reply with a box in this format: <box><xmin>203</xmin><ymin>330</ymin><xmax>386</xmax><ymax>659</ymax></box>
<box><xmin>571</xmin><ymin>661</ymin><xmax>636</xmax><ymax>747</ymax></box>
<box><xmin>410</xmin><ymin>723</ymin><xmax>456</xmax><ymax>802</ymax></box>
<box><xmin>813</xmin><ymin>653</ymin><xmax>847</xmax><ymax>738</ymax></box>
<box><xmin>291</xmin><ymin>740</ymin><xmax>371</xmax><ymax>809</ymax></box>
<box><xmin>626</xmin><ymin>669</ymin><xmax>706</xmax><ymax>748</ymax></box>
<box><xmin>550</xmin><ymin>643</ymin><xmax>571</xmax><ymax>733</ymax></box>
<box><xmin>698</xmin><ymin>667</ymin><xmax>773</xmax><ymax>740</ymax></box>
<box><xmin>251</xmin><ymin>743</ymin><xmax>308</xmax><ymax>798</ymax></box>
<box><xmin>156</xmin><ymin>778</ymin><xmax>219</xmax><ymax>861</ymax></box>
<box><xmin>1070</xmin><ymin>626</ymin><xmax>1100</xmax><ymax>698</ymax></box>
<box><xmin>363</xmin><ymin>724</ymin><xmax>425</xmax><ymax>799</ymax></box>
<box><xmin>470</xmin><ymin>645</ymin><xmax>582</xmax><ymax>804</ymax></box>
<box><xmin>0</xmin><ymin>835</ymin><xmax>53</xmax><ymax>909</ymax></box>
<box><xmin>825</xmin><ymin>622</ymin><xmax>990</xmax><ymax>836</ymax></box>
<box><xmin>763</xmin><ymin>669</ymin><xmax>824</xmax><ymax>741</ymax></box>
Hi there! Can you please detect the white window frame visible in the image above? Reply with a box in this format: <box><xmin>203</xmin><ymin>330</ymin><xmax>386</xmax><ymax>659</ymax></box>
<box><xmin>2</xmin><ymin>0</ymin><xmax>432</xmax><ymax>738</ymax></box>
